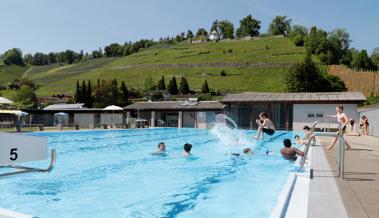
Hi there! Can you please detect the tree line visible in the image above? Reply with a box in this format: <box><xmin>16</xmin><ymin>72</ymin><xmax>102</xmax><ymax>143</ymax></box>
<box><xmin>2</xmin><ymin>14</ymin><xmax>378</xmax><ymax>71</ymax></box>
<box><xmin>74</xmin><ymin>79</ymin><xmax>131</xmax><ymax>108</ymax></box>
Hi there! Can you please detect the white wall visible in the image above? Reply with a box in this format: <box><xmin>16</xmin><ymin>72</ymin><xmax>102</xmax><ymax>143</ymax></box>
<box><xmin>183</xmin><ymin>112</ymin><xmax>196</xmax><ymax>128</ymax></box>
<box><xmin>293</xmin><ymin>104</ymin><xmax>358</xmax><ymax>131</ymax></box>
<box><xmin>360</xmin><ymin>109</ymin><xmax>379</xmax><ymax>137</ymax></box>
<box><xmin>196</xmin><ymin>112</ymin><xmax>207</xmax><ymax>129</ymax></box>
<box><xmin>74</xmin><ymin>113</ymin><xmax>95</xmax><ymax>128</ymax></box>
<box><xmin>100</xmin><ymin>113</ymin><xmax>123</xmax><ymax>125</ymax></box>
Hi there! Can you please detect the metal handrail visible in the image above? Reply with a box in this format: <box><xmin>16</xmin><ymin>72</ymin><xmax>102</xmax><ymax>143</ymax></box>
<box><xmin>0</xmin><ymin>149</ymin><xmax>56</xmax><ymax>179</ymax></box>
<box><xmin>299</xmin><ymin>122</ymin><xmax>345</xmax><ymax>179</ymax></box>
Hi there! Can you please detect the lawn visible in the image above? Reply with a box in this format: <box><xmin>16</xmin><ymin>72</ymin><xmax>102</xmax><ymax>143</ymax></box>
<box><xmin>2</xmin><ymin>37</ymin><xmax>310</xmax><ymax>98</ymax></box>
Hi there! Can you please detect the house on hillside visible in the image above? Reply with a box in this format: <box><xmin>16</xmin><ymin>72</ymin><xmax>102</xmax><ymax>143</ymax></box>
<box><xmin>209</xmin><ymin>30</ymin><xmax>220</xmax><ymax>41</ymax></box>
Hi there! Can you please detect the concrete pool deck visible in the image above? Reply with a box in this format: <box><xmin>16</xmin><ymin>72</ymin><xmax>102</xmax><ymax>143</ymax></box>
<box><xmin>320</xmin><ymin>135</ymin><xmax>379</xmax><ymax>218</ymax></box>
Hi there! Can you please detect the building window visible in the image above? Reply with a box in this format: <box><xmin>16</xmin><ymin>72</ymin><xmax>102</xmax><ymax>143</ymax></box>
<box><xmin>307</xmin><ymin>113</ymin><xmax>315</xmax><ymax>118</ymax></box>
<box><xmin>316</xmin><ymin>113</ymin><xmax>324</xmax><ymax>118</ymax></box>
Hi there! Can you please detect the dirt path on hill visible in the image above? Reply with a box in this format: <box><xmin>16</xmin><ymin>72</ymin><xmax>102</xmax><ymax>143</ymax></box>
<box><xmin>111</xmin><ymin>62</ymin><xmax>295</xmax><ymax>70</ymax></box>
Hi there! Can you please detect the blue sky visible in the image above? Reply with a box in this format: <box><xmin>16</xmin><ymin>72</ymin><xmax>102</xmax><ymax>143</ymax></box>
<box><xmin>0</xmin><ymin>0</ymin><xmax>378</xmax><ymax>54</ymax></box>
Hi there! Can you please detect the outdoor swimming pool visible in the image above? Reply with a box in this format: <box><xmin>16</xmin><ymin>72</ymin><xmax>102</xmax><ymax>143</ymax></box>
<box><xmin>0</xmin><ymin>128</ymin><xmax>299</xmax><ymax>218</ymax></box>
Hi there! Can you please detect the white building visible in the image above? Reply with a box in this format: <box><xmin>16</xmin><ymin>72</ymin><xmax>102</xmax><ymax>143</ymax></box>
<box><xmin>124</xmin><ymin>101</ymin><xmax>225</xmax><ymax>128</ymax></box>
<box><xmin>208</xmin><ymin>30</ymin><xmax>219</xmax><ymax>41</ymax></box>
<box><xmin>220</xmin><ymin>92</ymin><xmax>366</xmax><ymax>131</ymax></box>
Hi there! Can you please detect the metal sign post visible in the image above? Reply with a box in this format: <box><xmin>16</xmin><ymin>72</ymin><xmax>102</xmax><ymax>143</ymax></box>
<box><xmin>0</xmin><ymin>133</ymin><xmax>56</xmax><ymax>179</ymax></box>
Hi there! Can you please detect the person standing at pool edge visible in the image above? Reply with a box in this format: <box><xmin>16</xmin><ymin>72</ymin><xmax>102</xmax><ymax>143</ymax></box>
<box><xmin>254</xmin><ymin>112</ymin><xmax>275</xmax><ymax>140</ymax></box>
<box><xmin>183</xmin><ymin>143</ymin><xmax>192</xmax><ymax>156</ymax></box>
<box><xmin>326</xmin><ymin>105</ymin><xmax>351</xmax><ymax>150</ymax></box>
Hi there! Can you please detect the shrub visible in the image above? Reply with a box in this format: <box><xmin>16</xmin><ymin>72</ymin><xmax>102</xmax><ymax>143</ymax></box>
<box><xmin>198</xmin><ymin>93</ymin><xmax>213</xmax><ymax>101</ymax></box>
<box><xmin>293</xmin><ymin>35</ymin><xmax>305</xmax><ymax>47</ymax></box>
<box><xmin>220</xmin><ymin>70</ymin><xmax>227</xmax><ymax>77</ymax></box>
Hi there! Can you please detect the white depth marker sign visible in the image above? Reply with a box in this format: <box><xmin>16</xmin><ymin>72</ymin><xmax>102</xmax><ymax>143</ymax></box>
<box><xmin>0</xmin><ymin>133</ymin><xmax>48</xmax><ymax>165</ymax></box>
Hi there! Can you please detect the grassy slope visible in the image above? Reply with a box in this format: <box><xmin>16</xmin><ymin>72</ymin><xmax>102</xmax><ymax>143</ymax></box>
<box><xmin>0</xmin><ymin>62</ymin><xmax>29</xmax><ymax>85</ymax></box>
<box><xmin>3</xmin><ymin>37</ymin><xmax>310</xmax><ymax>98</ymax></box>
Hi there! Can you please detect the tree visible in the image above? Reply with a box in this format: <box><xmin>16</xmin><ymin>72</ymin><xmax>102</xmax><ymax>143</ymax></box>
<box><xmin>93</xmin><ymin>80</ymin><xmax>115</xmax><ymax>107</ymax></box>
<box><xmin>74</xmin><ymin>80</ymin><xmax>81</xmax><ymax>103</ymax></box>
<box><xmin>268</xmin><ymin>16</ymin><xmax>292</xmax><ymax>36</ymax></box>
<box><xmin>186</xmin><ymin>30</ymin><xmax>194</xmax><ymax>41</ymax></box>
<box><xmin>320</xmin><ymin>29</ymin><xmax>351</xmax><ymax>65</ymax></box>
<box><xmin>290</xmin><ymin>25</ymin><xmax>308</xmax><ymax>46</ymax></box>
<box><xmin>236</xmin><ymin>15</ymin><xmax>261</xmax><ymax>38</ymax></box>
<box><xmin>120</xmin><ymin>81</ymin><xmax>129</xmax><ymax>105</ymax></box>
<box><xmin>351</xmin><ymin>49</ymin><xmax>378</xmax><ymax>71</ymax></box>
<box><xmin>201</xmin><ymin>80</ymin><xmax>210</xmax><ymax>93</ymax></box>
<box><xmin>219</xmin><ymin>20</ymin><xmax>234</xmax><ymax>39</ymax></box>
<box><xmin>210</xmin><ymin>19</ymin><xmax>219</xmax><ymax>33</ymax></box>
<box><xmin>47</xmin><ymin>52</ymin><xmax>57</xmax><ymax>64</ymax></box>
<box><xmin>304</xmin><ymin>27</ymin><xmax>328</xmax><ymax>55</ymax></box>
<box><xmin>179</xmin><ymin>77</ymin><xmax>190</xmax><ymax>94</ymax></box>
<box><xmin>104</xmin><ymin>43</ymin><xmax>123</xmax><ymax>57</ymax></box>
<box><xmin>157</xmin><ymin>76</ymin><xmax>166</xmax><ymax>90</ymax></box>
<box><xmin>86</xmin><ymin>80</ymin><xmax>93</xmax><ymax>108</ymax></box>
<box><xmin>64</xmin><ymin>50</ymin><xmax>75</xmax><ymax>64</ymax></box>
<box><xmin>112</xmin><ymin>78</ymin><xmax>119</xmax><ymax>104</ymax></box>
<box><xmin>13</xmin><ymin>86</ymin><xmax>37</xmax><ymax>108</ymax></box>
<box><xmin>81</xmin><ymin>80</ymin><xmax>87</xmax><ymax>103</ymax></box>
<box><xmin>144</xmin><ymin>76</ymin><xmax>154</xmax><ymax>91</ymax></box>
<box><xmin>167</xmin><ymin>76</ymin><xmax>179</xmax><ymax>95</ymax></box>
<box><xmin>195</xmin><ymin>28</ymin><xmax>208</xmax><ymax>41</ymax></box>
<box><xmin>372</xmin><ymin>48</ymin><xmax>379</xmax><ymax>68</ymax></box>
<box><xmin>24</xmin><ymin>54</ymin><xmax>33</xmax><ymax>65</ymax></box>
<box><xmin>20</xmin><ymin>77</ymin><xmax>36</xmax><ymax>90</ymax></box>
<box><xmin>285</xmin><ymin>53</ymin><xmax>346</xmax><ymax>92</ymax></box>
<box><xmin>4</xmin><ymin>48</ymin><xmax>23</xmax><ymax>65</ymax></box>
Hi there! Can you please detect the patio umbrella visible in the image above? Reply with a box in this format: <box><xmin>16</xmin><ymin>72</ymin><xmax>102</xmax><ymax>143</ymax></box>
<box><xmin>103</xmin><ymin>105</ymin><xmax>123</xmax><ymax>127</ymax></box>
<box><xmin>16</xmin><ymin>111</ymin><xmax>29</xmax><ymax>117</ymax></box>
<box><xmin>54</xmin><ymin>112</ymin><xmax>68</xmax><ymax>125</ymax></box>
<box><xmin>0</xmin><ymin>97</ymin><xmax>13</xmax><ymax>104</ymax></box>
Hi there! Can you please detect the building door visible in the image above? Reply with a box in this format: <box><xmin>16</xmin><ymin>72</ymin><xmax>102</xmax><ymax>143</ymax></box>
<box><xmin>238</xmin><ymin>106</ymin><xmax>251</xmax><ymax>129</ymax></box>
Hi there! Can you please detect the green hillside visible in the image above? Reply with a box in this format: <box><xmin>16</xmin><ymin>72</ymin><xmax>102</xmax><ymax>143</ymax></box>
<box><xmin>1</xmin><ymin>37</ymin><xmax>312</xmax><ymax>98</ymax></box>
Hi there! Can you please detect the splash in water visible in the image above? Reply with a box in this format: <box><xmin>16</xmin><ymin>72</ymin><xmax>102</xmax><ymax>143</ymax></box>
<box><xmin>211</xmin><ymin>114</ymin><xmax>253</xmax><ymax>150</ymax></box>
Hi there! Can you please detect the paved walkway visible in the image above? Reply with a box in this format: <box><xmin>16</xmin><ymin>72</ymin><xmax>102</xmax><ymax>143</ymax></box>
<box><xmin>321</xmin><ymin>136</ymin><xmax>379</xmax><ymax>218</ymax></box>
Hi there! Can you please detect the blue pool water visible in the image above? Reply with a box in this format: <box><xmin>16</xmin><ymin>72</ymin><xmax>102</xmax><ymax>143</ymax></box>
<box><xmin>0</xmin><ymin>128</ymin><xmax>299</xmax><ymax>218</ymax></box>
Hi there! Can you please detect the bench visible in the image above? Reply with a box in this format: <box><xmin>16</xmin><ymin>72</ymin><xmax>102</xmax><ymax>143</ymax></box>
<box><xmin>15</xmin><ymin>124</ymin><xmax>44</xmax><ymax>132</ymax></box>
<box><xmin>57</xmin><ymin>123</ymin><xmax>79</xmax><ymax>130</ymax></box>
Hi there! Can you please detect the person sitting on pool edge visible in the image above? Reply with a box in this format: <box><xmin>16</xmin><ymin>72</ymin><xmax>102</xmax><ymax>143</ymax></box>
<box><xmin>280</xmin><ymin>139</ymin><xmax>304</xmax><ymax>160</ymax></box>
<box><xmin>254</xmin><ymin>112</ymin><xmax>275</xmax><ymax>140</ymax></box>
<box><xmin>294</xmin><ymin>126</ymin><xmax>312</xmax><ymax>145</ymax></box>
<box><xmin>183</xmin><ymin>143</ymin><xmax>192</xmax><ymax>156</ymax></box>
<box><xmin>152</xmin><ymin>142</ymin><xmax>166</xmax><ymax>155</ymax></box>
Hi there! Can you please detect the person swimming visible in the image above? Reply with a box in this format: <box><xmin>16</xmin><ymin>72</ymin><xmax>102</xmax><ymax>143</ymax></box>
<box><xmin>151</xmin><ymin>142</ymin><xmax>166</xmax><ymax>155</ymax></box>
<box><xmin>280</xmin><ymin>139</ymin><xmax>304</xmax><ymax>160</ymax></box>
<box><xmin>230</xmin><ymin>147</ymin><xmax>253</xmax><ymax>156</ymax></box>
<box><xmin>183</xmin><ymin>143</ymin><xmax>192</xmax><ymax>156</ymax></box>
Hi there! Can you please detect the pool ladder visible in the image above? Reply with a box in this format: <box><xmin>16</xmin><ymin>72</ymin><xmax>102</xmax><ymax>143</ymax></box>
<box><xmin>0</xmin><ymin>149</ymin><xmax>56</xmax><ymax>179</ymax></box>
<box><xmin>299</xmin><ymin>121</ymin><xmax>345</xmax><ymax>180</ymax></box>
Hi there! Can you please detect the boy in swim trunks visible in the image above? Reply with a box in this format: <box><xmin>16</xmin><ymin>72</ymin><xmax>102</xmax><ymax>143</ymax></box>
<box><xmin>254</xmin><ymin>112</ymin><xmax>275</xmax><ymax>140</ymax></box>
<box><xmin>280</xmin><ymin>139</ymin><xmax>304</xmax><ymax>160</ymax></box>
<box><xmin>326</xmin><ymin>105</ymin><xmax>351</xmax><ymax>150</ymax></box>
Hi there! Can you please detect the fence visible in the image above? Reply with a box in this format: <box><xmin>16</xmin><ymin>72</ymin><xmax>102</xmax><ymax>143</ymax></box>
<box><xmin>329</xmin><ymin>65</ymin><xmax>379</xmax><ymax>96</ymax></box>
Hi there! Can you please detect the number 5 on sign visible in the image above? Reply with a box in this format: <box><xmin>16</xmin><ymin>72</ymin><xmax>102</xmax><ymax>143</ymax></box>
<box><xmin>0</xmin><ymin>133</ymin><xmax>48</xmax><ymax>165</ymax></box>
